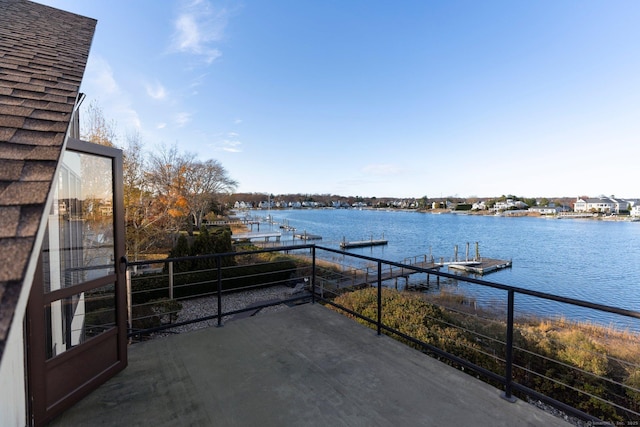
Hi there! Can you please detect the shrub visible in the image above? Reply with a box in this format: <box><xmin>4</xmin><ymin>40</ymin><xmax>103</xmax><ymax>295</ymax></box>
<box><xmin>330</xmin><ymin>287</ymin><xmax>639</xmax><ymax>422</ymax></box>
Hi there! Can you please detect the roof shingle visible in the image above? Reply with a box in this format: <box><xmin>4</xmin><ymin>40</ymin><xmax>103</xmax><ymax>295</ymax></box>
<box><xmin>0</xmin><ymin>0</ymin><xmax>96</xmax><ymax>360</ymax></box>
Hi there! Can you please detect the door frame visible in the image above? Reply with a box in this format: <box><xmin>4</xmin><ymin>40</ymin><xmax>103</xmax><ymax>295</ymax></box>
<box><xmin>26</xmin><ymin>138</ymin><xmax>127</xmax><ymax>426</ymax></box>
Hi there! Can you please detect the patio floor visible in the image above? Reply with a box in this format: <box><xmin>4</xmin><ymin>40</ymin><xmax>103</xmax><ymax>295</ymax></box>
<box><xmin>50</xmin><ymin>303</ymin><xmax>572</xmax><ymax>426</ymax></box>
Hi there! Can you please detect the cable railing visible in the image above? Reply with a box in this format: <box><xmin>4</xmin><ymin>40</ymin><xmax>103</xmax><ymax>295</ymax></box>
<box><xmin>124</xmin><ymin>244</ymin><xmax>640</xmax><ymax>424</ymax></box>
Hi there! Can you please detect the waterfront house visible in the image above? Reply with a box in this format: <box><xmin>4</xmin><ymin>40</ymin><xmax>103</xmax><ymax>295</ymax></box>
<box><xmin>493</xmin><ymin>199</ymin><xmax>528</xmax><ymax>212</ymax></box>
<box><xmin>529</xmin><ymin>206</ymin><xmax>558</xmax><ymax>215</ymax></box>
<box><xmin>573</xmin><ymin>196</ymin><xmax>630</xmax><ymax>214</ymax></box>
<box><xmin>233</xmin><ymin>200</ymin><xmax>253</xmax><ymax>209</ymax></box>
<box><xmin>472</xmin><ymin>201</ymin><xmax>487</xmax><ymax>210</ymax></box>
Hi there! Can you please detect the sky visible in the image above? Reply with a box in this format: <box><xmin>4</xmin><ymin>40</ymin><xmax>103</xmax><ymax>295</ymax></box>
<box><xmin>36</xmin><ymin>0</ymin><xmax>640</xmax><ymax>199</ymax></box>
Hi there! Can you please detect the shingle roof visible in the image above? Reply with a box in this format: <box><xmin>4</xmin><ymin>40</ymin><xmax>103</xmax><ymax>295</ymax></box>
<box><xmin>0</xmin><ymin>0</ymin><xmax>96</xmax><ymax>360</ymax></box>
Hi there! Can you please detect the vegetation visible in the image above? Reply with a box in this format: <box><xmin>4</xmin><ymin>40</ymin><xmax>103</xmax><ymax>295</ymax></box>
<box><xmin>130</xmin><ymin>228</ymin><xmax>298</xmax><ymax>305</ymax></box>
<box><xmin>81</xmin><ymin>101</ymin><xmax>237</xmax><ymax>261</ymax></box>
<box><xmin>330</xmin><ymin>287</ymin><xmax>640</xmax><ymax>422</ymax></box>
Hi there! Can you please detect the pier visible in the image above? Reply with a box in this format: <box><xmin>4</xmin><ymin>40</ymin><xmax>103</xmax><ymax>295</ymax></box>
<box><xmin>232</xmin><ymin>232</ymin><xmax>281</xmax><ymax>242</ymax></box>
<box><xmin>207</xmin><ymin>218</ymin><xmax>262</xmax><ymax>231</ymax></box>
<box><xmin>313</xmin><ymin>256</ymin><xmax>441</xmax><ymax>296</ymax></box>
<box><xmin>294</xmin><ymin>232</ymin><xmax>322</xmax><ymax>241</ymax></box>
<box><xmin>340</xmin><ymin>239</ymin><xmax>388</xmax><ymax>249</ymax></box>
<box><xmin>340</xmin><ymin>234</ymin><xmax>388</xmax><ymax>249</ymax></box>
<box><xmin>313</xmin><ymin>243</ymin><xmax>512</xmax><ymax>297</ymax></box>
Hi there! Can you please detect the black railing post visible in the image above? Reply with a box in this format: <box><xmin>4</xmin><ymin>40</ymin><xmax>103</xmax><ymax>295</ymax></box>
<box><xmin>311</xmin><ymin>245</ymin><xmax>316</xmax><ymax>304</ymax></box>
<box><xmin>377</xmin><ymin>261</ymin><xmax>382</xmax><ymax>336</ymax></box>
<box><xmin>216</xmin><ymin>255</ymin><xmax>223</xmax><ymax>327</ymax></box>
<box><xmin>502</xmin><ymin>289</ymin><xmax>516</xmax><ymax>402</ymax></box>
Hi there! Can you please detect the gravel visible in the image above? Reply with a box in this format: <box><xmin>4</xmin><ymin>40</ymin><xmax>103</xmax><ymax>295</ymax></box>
<box><xmin>526</xmin><ymin>398</ymin><xmax>591</xmax><ymax>427</ymax></box>
<box><xmin>153</xmin><ymin>285</ymin><xmax>300</xmax><ymax>335</ymax></box>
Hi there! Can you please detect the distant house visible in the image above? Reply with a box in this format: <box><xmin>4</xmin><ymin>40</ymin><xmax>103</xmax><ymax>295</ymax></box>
<box><xmin>258</xmin><ymin>200</ymin><xmax>274</xmax><ymax>209</ymax></box>
<box><xmin>529</xmin><ymin>206</ymin><xmax>558</xmax><ymax>215</ymax></box>
<box><xmin>431</xmin><ymin>200</ymin><xmax>452</xmax><ymax>210</ymax></box>
<box><xmin>472</xmin><ymin>201</ymin><xmax>487</xmax><ymax>210</ymax></box>
<box><xmin>493</xmin><ymin>199</ymin><xmax>528</xmax><ymax>211</ymax></box>
<box><xmin>574</xmin><ymin>197</ymin><xmax>630</xmax><ymax>214</ymax></box>
<box><xmin>234</xmin><ymin>201</ymin><xmax>253</xmax><ymax>209</ymax></box>
<box><xmin>631</xmin><ymin>205</ymin><xmax>640</xmax><ymax>218</ymax></box>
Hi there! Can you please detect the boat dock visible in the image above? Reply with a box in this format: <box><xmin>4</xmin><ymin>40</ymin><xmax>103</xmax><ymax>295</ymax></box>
<box><xmin>316</xmin><ymin>255</ymin><xmax>512</xmax><ymax>298</ymax></box>
<box><xmin>314</xmin><ymin>243</ymin><xmax>512</xmax><ymax>296</ymax></box>
<box><xmin>447</xmin><ymin>258</ymin><xmax>512</xmax><ymax>274</ymax></box>
<box><xmin>294</xmin><ymin>232</ymin><xmax>322</xmax><ymax>241</ymax></box>
<box><xmin>340</xmin><ymin>234</ymin><xmax>388</xmax><ymax>249</ymax></box>
<box><xmin>313</xmin><ymin>256</ymin><xmax>441</xmax><ymax>296</ymax></box>
<box><xmin>232</xmin><ymin>232</ymin><xmax>282</xmax><ymax>242</ymax></box>
<box><xmin>340</xmin><ymin>239</ymin><xmax>388</xmax><ymax>249</ymax></box>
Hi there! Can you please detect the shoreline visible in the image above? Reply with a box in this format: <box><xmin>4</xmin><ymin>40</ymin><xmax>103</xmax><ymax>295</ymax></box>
<box><xmin>234</xmin><ymin>207</ymin><xmax>640</xmax><ymax>222</ymax></box>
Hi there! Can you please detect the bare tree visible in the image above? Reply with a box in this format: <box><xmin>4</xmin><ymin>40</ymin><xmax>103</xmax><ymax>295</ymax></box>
<box><xmin>146</xmin><ymin>145</ymin><xmax>193</xmax><ymax>235</ymax></box>
<box><xmin>184</xmin><ymin>159</ymin><xmax>238</xmax><ymax>230</ymax></box>
<box><xmin>122</xmin><ymin>132</ymin><xmax>170</xmax><ymax>260</ymax></box>
<box><xmin>81</xmin><ymin>100</ymin><xmax>117</xmax><ymax>147</ymax></box>
<box><xmin>146</xmin><ymin>145</ymin><xmax>238</xmax><ymax>235</ymax></box>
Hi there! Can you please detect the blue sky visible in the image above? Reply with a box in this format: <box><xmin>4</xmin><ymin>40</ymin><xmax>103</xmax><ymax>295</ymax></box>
<box><xmin>37</xmin><ymin>0</ymin><xmax>640</xmax><ymax>199</ymax></box>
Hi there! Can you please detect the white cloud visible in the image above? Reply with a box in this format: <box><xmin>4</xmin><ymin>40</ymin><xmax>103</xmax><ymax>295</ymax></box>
<box><xmin>120</xmin><ymin>107</ymin><xmax>142</xmax><ymax>129</ymax></box>
<box><xmin>157</xmin><ymin>122</ymin><xmax>167</xmax><ymax>129</ymax></box>
<box><xmin>82</xmin><ymin>55</ymin><xmax>142</xmax><ymax>133</ymax></box>
<box><xmin>169</xmin><ymin>1</ymin><xmax>227</xmax><ymax>64</ymax></box>
<box><xmin>85</xmin><ymin>55</ymin><xmax>119</xmax><ymax>95</ymax></box>
<box><xmin>362</xmin><ymin>164</ymin><xmax>402</xmax><ymax>176</ymax></box>
<box><xmin>175</xmin><ymin>112</ymin><xmax>192</xmax><ymax>127</ymax></box>
<box><xmin>222</xmin><ymin>142</ymin><xmax>241</xmax><ymax>153</ymax></box>
<box><xmin>234</xmin><ymin>118</ymin><xmax>243</xmax><ymax>125</ymax></box>
<box><xmin>213</xmin><ymin>139</ymin><xmax>242</xmax><ymax>153</ymax></box>
<box><xmin>145</xmin><ymin>81</ymin><xmax>167</xmax><ymax>100</ymax></box>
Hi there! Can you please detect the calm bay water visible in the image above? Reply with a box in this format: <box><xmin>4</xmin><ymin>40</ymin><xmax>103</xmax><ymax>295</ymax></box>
<box><xmin>251</xmin><ymin>209</ymin><xmax>640</xmax><ymax>330</ymax></box>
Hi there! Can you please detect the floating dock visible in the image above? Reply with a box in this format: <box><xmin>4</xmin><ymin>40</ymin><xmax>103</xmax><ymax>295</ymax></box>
<box><xmin>446</xmin><ymin>258</ymin><xmax>512</xmax><ymax>275</ymax></box>
<box><xmin>340</xmin><ymin>239</ymin><xmax>388</xmax><ymax>249</ymax></box>
<box><xmin>294</xmin><ymin>232</ymin><xmax>322</xmax><ymax>240</ymax></box>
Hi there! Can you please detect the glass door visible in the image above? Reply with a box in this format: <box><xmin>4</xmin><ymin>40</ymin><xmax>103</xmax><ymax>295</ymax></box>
<box><xmin>27</xmin><ymin>139</ymin><xmax>126</xmax><ymax>427</ymax></box>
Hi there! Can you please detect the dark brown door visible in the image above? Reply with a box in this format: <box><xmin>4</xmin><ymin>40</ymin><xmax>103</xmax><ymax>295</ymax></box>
<box><xmin>26</xmin><ymin>139</ymin><xmax>127</xmax><ymax>426</ymax></box>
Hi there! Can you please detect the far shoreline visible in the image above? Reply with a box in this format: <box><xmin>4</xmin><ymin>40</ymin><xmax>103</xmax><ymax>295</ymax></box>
<box><xmin>234</xmin><ymin>207</ymin><xmax>640</xmax><ymax>222</ymax></box>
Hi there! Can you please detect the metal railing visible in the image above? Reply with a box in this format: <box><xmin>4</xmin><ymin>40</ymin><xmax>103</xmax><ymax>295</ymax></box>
<box><xmin>124</xmin><ymin>244</ymin><xmax>640</xmax><ymax>424</ymax></box>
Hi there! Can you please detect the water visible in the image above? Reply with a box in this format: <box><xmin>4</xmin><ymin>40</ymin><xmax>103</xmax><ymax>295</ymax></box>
<box><xmin>249</xmin><ymin>209</ymin><xmax>640</xmax><ymax>330</ymax></box>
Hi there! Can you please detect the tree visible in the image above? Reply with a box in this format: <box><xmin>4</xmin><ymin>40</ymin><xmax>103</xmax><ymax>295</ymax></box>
<box><xmin>146</xmin><ymin>145</ymin><xmax>192</xmax><ymax>235</ymax></box>
<box><xmin>418</xmin><ymin>196</ymin><xmax>429</xmax><ymax>209</ymax></box>
<box><xmin>183</xmin><ymin>159</ymin><xmax>238</xmax><ymax>231</ymax></box>
<box><xmin>122</xmin><ymin>132</ymin><xmax>171</xmax><ymax>260</ymax></box>
<box><xmin>81</xmin><ymin>100</ymin><xmax>117</xmax><ymax>147</ymax></box>
<box><xmin>147</xmin><ymin>145</ymin><xmax>237</xmax><ymax>236</ymax></box>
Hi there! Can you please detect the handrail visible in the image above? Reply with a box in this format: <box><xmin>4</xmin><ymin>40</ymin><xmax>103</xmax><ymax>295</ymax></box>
<box><xmin>123</xmin><ymin>244</ymin><xmax>640</xmax><ymax>422</ymax></box>
<box><xmin>313</xmin><ymin>245</ymin><xmax>640</xmax><ymax>320</ymax></box>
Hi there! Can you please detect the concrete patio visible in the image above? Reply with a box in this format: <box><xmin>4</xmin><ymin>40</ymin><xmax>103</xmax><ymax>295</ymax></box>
<box><xmin>50</xmin><ymin>303</ymin><xmax>572</xmax><ymax>426</ymax></box>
